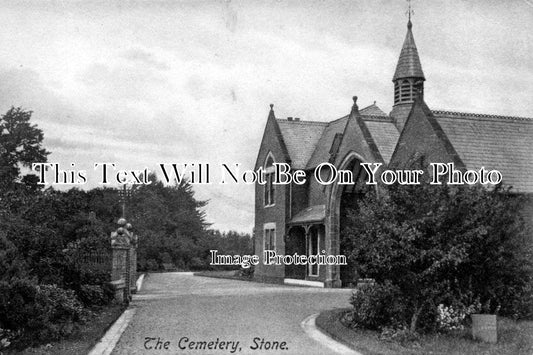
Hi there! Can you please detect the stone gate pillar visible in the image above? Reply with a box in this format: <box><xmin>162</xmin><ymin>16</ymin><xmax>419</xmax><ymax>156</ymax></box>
<box><xmin>129</xmin><ymin>227</ymin><xmax>138</xmax><ymax>294</ymax></box>
<box><xmin>110</xmin><ymin>218</ymin><xmax>132</xmax><ymax>303</ymax></box>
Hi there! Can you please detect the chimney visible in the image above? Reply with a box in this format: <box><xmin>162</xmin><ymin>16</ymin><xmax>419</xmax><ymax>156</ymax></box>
<box><xmin>294</xmin><ymin>117</ymin><xmax>300</xmax><ymax>122</ymax></box>
<box><xmin>287</xmin><ymin>117</ymin><xmax>293</xmax><ymax>121</ymax></box>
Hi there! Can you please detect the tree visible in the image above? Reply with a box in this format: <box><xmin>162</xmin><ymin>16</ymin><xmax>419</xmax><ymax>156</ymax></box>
<box><xmin>0</xmin><ymin>107</ymin><xmax>49</xmax><ymax>192</ymax></box>
<box><xmin>128</xmin><ymin>175</ymin><xmax>210</xmax><ymax>270</ymax></box>
<box><xmin>343</xmin><ymin>183</ymin><xmax>532</xmax><ymax>332</ymax></box>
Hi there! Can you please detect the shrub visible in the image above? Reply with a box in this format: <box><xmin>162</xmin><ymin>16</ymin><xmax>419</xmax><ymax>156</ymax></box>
<box><xmin>0</xmin><ymin>278</ymin><xmax>38</xmax><ymax>335</ymax></box>
<box><xmin>78</xmin><ymin>284</ymin><xmax>111</xmax><ymax>307</ymax></box>
<box><xmin>239</xmin><ymin>265</ymin><xmax>254</xmax><ymax>278</ymax></box>
<box><xmin>509</xmin><ymin>282</ymin><xmax>533</xmax><ymax>320</ymax></box>
<box><xmin>0</xmin><ymin>327</ymin><xmax>19</xmax><ymax>351</ymax></box>
<box><xmin>343</xmin><ymin>183</ymin><xmax>532</xmax><ymax>332</ymax></box>
<box><xmin>0</xmin><ymin>279</ymin><xmax>84</xmax><ymax>348</ymax></box>
<box><xmin>348</xmin><ymin>281</ymin><xmax>407</xmax><ymax>330</ymax></box>
<box><xmin>37</xmin><ymin>284</ymin><xmax>85</xmax><ymax>330</ymax></box>
<box><xmin>436</xmin><ymin>301</ymin><xmax>481</xmax><ymax>332</ymax></box>
<box><xmin>145</xmin><ymin>259</ymin><xmax>160</xmax><ymax>271</ymax></box>
<box><xmin>189</xmin><ymin>257</ymin><xmax>207</xmax><ymax>270</ymax></box>
<box><xmin>80</xmin><ymin>269</ymin><xmax>110</xmax><ymax>285</ymax></box>
<box><xmin>62</xmin><ymin>265</ymin><xmax>111</xmax><ymax>297</ymax></box>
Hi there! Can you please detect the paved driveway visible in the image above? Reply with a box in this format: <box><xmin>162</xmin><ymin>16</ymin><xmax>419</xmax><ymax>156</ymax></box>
<box><xmin>112</xmin><ymin>272</ymin><xmax>353</xmax><ymax>354</ymax></box>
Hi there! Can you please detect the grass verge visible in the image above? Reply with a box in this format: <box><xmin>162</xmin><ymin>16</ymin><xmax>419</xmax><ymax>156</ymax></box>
<box><xmin>315</xmin><ymin>308</ymin><xmax>533</xmax><ymax>355</ymax></box>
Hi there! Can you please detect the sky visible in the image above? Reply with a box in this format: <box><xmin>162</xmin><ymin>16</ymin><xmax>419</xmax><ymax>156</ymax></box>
<box><xmin>0</xmin><ymin>0</ymin><xmax>531</xmax><ymax>232</ymax></box>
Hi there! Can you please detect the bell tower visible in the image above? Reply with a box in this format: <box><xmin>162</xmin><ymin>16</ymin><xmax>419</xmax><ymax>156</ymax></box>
<box><xmin>390</xmin><ymin>9</ymin><xmax>425</xmax><ymax>132</ymax></box>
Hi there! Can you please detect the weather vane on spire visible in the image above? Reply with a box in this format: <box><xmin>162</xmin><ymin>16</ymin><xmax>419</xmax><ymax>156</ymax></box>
<box><xmin>406</xmin><ymin>0</ymin><xmax>414</xmax><ymax>22</ymax></box>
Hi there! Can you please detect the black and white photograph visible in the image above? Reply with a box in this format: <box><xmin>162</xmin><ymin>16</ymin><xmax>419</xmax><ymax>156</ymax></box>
<box><xmin>0</xmin><ymin>1</ymin><xmax>532</xmax><ymax>354</ymax></box>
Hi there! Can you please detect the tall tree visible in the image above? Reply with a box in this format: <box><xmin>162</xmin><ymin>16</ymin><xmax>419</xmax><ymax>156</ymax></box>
<box><xmin>0</xmin><ymin>107</ymin><xmax>49</xmax><ymax>192</ymax></box>
<box><xmin>128</xmin><ymin>175</ymin><xmax>209</xmax><ymax>270</ymax></box>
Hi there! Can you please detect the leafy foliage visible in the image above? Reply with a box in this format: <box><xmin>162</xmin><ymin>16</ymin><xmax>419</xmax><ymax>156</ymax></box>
<box><xmin>0</xmin><ymin>186</ymin><xmax>120</xmax><ymax>348</ymax></box>
<box><xmin>0</xmin><ymin>279</ymin><xmax>85</xmax><ymax>348</ymax></box>
<box><xmin>78</xmin><ymin>284</ymin><xmax>112</xmax><ymax>307</ymax></box>
<box><xmin>343</xmin><ymin>183</ymin><xmax>532</xmax><ymax>332</ymax></box>
<box><xmin>129</xmin><ymin>175</ymin><xmax>252</xmax><ymax>271</ymax></box>
<box><xmin>348</xmin><ymin>281</ymin><xmax>407</xmax><ymax>330</ymax></box>
<box><xmin>0</xmin><ymin>107</ymin><xmax>49</xmax><ymax>192</ymax></box>
<box><xmin>0</xmin><ymin>107</ymin><xmax>254</xmax><ymax>349</ymax></box>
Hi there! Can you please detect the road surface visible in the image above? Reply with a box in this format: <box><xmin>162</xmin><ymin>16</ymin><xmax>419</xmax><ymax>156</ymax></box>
<box><xmin>111</xmin><ymin>272</ymin><xmax>354</xmax><ymax>355</ymax></box>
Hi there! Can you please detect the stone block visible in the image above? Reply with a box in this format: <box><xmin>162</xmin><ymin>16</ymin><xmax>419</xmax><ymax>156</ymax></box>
<box><xmin>109</xmin><ymin>279</ymin><xmax>126</xmax><ymax>303</ymax></box>
<box><xmin>472</xmin><ymin>314</ymin><xmax>497</xmax><ymax>344</ymax></box>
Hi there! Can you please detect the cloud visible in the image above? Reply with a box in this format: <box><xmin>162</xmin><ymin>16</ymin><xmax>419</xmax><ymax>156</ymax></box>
<box><xmin>121</xmin><ymin>48</ymin><xmax>171</xmax><ymax>71</ymax></box>
<box><xmin>0</xmin><ymin>1</ymin><xmax>531</xmax><ymax>233</ymax></box>
<box><xmin>80</xmin><ymin>62</ymin><xmax>172</xmax><ymax>104</ymax></box>
<box><xmin>0</xmin><ymin>67</ymin><xmax>76</xmax><ymax>125</ymax></box>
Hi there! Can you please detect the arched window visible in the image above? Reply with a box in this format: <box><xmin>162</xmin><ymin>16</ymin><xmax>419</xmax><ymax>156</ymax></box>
<box><xmin>264</xmin><ymin>153</ymin><xmax>275</xmax><ymax>206</ymax></box>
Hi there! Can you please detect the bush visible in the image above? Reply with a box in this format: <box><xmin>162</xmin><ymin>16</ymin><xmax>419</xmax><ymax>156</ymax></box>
<box><xmin>0</xmin><ymin>279</ymin><xmax>84</xmax><ymax>348</ymax></box>
<box><xmin>509</xmin><ymin>282</ymin><xmax>533</xmax><ymax>320</ymax></box>
<box><xmin>239</xmin><ymin>265</ymin><xmax>254</xmax><ymax>278</ymax></box>
<box><xmin>62</xmin><ymin>265</ymin><xmax>111</xmax><ymax>295</ymax></box>
<box><xmin>38</xmin><ymin>284</ymin><xmax>85</xmax><ymax>328</ymax></box>
<box><xmin>0</xmin><ymin>327</ymin><xmax>18</xmax><ymax>350</ymax></box>
<box><xmin>80</xmin><ymin>269</ymin><xmax>110</xmax><ymax>285</ymax></box>
<box><xmin>348</xmin><ymin>281</ymin><xmax>407</xmax><ymax>330</ymax></box>
<box><xmin>436</xmin><ymin>301</ymin><xmax>480</xmax><ymax>332</ymax></box>
<box><xmin>78</xmin><ymin>284</ymin><xmax>111</xmax><ymax>307</ymax></box>
<box><xmin>343</xmin><ymin>183</ymin><xmax>532</xmax><ymax>332</ymax></box>
<box><xmin>145</xmin><ymin>259</ymin><xmax>160</xmax><ymax>271</ymax></box>
<box><xmin>0</xmin><ymin>278</ymin><xmax>38</xmax><ymax>335</ymax></box>
<box><xmin>189</xmin><ymin>257</ymin><xmax>207</xmax><ymax>270</ymax></box>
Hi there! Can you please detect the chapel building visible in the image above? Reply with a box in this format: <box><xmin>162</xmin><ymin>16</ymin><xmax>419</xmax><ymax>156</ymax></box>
<box><xmin>253</xmin><ymin>18</ymin><xmax>533</xmax><ymax>287</ymax></box>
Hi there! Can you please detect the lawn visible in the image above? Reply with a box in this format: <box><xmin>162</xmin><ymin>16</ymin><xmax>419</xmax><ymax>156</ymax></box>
<box><xmin>316</xmin><ymin>309</ymin><xmax>533</xmax><ymax>355</ymax></box>
<box><xmin>6</xmin><ymin>303</ymin><xmax>125</xmax><ymax>355</ymax></box>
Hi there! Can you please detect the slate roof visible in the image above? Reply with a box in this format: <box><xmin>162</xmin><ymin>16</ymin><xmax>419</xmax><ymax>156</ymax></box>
<box><xmin>393</xmin><ymin>21</ymin><xmax>425</xmax><ymax>81</ymax></box>
<box><xmin>272</xmin><ymin>103</ymin><xmax>532</xmax><ymax>193</ymax></box>
<box><xmin>276</xmin><ymin>120</ymin><xmax>327</xmax><ymax>169</ymax></box>
<box><xmin>360</xmin><ymin>103</ymin><xmax>388</xmax><ymax>116</ymax></box>
<box><xmin>432</xmin><ymin>110</ymin><xmax>533</xmax><ymax>193</ymax></box>
<box><xmin>306</xmin><ymin>116</ymin><xmax>349</xmax><ymax>169</ymax></box>
<box><xmin>289</xmin><ymin>205</ymin><xmax>325</xmax><ymax>224</ymax></box>
<box><xmin>363</xmin><ymin>116</ymin><xmax>400</xmax><ymax>164</ymax></box>
<box><xmin>276</xmin><ymin>102</ymin><xmax>399</xmax><ymax>169</ymax></box>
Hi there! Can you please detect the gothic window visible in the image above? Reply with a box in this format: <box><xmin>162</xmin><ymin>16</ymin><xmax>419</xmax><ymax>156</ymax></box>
<box><xmin>264</xmin><ymin>153</ymin><xmax>275</xmax><ymax>206</ymax></box>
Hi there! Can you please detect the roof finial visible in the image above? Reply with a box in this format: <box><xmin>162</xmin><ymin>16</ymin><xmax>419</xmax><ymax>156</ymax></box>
<box><xmin>406</xmin><ymin>0</ymin><xmax>414</xmax><ymax>28</ymax></box>
<box><xmin>351</xmin><ymin>96</ymin><xmax>359</xmax><ymax>113</ymax></box>
<box><xmin>268</xmin><ymin>103</ymin><xmax>276</xmax><ymax>119</ymax></box>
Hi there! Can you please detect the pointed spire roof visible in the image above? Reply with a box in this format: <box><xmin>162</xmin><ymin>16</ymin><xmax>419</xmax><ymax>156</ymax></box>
<box><xmin>393</xmin><ymin>20</ymin><xmax>425</xmax><ymax>81</ymax></box>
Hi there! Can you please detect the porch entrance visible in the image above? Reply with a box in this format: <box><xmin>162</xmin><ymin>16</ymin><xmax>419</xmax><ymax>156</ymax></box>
<box><xmin>338</xmin><ymin>158</ymin><xmax>374</xmax><ymax>287</ymax></box>
<box><xmin>285</xmin><ymin>223</ymin><xmax>325</xmax><ymax>280</ymax></box>
<box><xmin>285</xmin><ymin>226</ymin><xmax>306</xmax><ymax>279</ymax></box>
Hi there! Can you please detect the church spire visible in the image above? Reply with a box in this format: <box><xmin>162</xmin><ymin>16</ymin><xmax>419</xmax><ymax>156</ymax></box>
<box><xmin>392</xmin><ymin>19</ymin><xmax>425</xmax><ymax>84</ymax></box>
<box><xmin>390</xmin><ymin>10</ymin><xmax>426</xmax><ymax>132</ymax></box>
